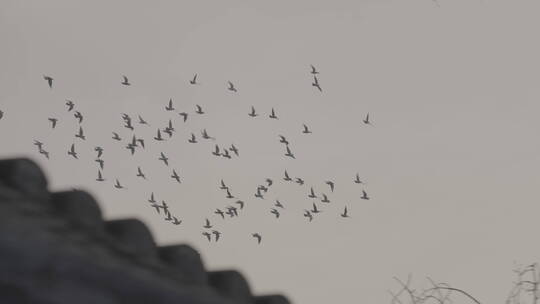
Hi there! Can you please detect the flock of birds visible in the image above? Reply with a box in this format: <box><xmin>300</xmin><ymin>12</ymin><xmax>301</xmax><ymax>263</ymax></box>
<box><xmin>1</xmin><ymin>65</ymin><xmax>374</xmax><ymax>245</ymax></box>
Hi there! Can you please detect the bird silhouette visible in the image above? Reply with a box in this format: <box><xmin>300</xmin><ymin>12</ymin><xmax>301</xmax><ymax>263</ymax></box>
<box><xmin>284</xmin><ymin>145</ymin><xmax>295</xmax><ymax>159</ymax></box>
<box><xmin>202</xmin><ymin>232</ymin><xmax>212</xmax><ymax>242</ymax></box>
<box><xmin>171</xmin><ymin>169</ymin><xmax>181</xmax><ymax>183</ymax></box>
<box><xmin>283</xmin><ymin>170</ymin><xmax>292</xmax><ymax>181</ymax></box>
<box><xmin>171</xmin><ymin>217</ymin><xmax>182</xmax><ymax>225</ymax></box>
<box><xmin>136</xmin><ymin>167</ymin><xmax>146</xmax><ymax>179</ymax></box>
<box><xmin>95</xmin><ymin>159</ymin><xmax>104</xmax><ymax>170</ymax></box>
<box><xmin>225</xmin><ymin>188</ymin><xmax>234</xmax><ymax>199</ymax></box>
<box><xmin>226</xmin><ymin>206</ymin><xmax>238</xmax><ymax>217</ymax></box>
<box><xmin>179</xmin><ymin>112</ymin><xmax>188</xmax><ymax>122</ymax></box>
<box><xmin>235</xmin><ymin>200</ymin><xmax>244</xmax><ymax>209</ymax></box>
<box><xmin>248</xmin><ymin>106</ymin><xmax>258</xmax><ymax>117</ymax></box>
<box><xmin>0</xmin><ymin>110</ymin><xmax>4</xmax><ymax>120</ymax></box>
<box><xmin>126</xmin><ymin>143</ymin><xmax>136</xmax><ymax>155</ymax></box>
<box><xmin>165</xmin><ymin>99</ymin><xmax>175</xmax><ymax>111</ymax></box>
<box><xmin>95</xmin><ymin>146</ymin><xmax>104</xmax><ymax>158</ymax></box>
<box><xmin>354</xmin><ymin>173</ymin><xmax>363</xmax><ymax>184</ymax></box>
<box><xmin>279</xmin><ymin>135</ymin><xmax>289</xmax><ymax>145</ymax></box>
<box><xmin>295</xmin><ymin>177</ymin><xmax>304</xmax><ymax>185</ymax></box>
<box><xmin>203</xmin><ymin>218</ymin><xmax>212</xmax><ymax>229</ymax></box>
<box><xmin>220</xmin><ymin>179</ymin><xmax>228</xmax><ymax>190</ymax></box>
<box><xmin>154</xmin><ymin>129</ymin><xmax>164</xmax><ymax>141</ymax></box>
<box><xmin>363</xmin><ymin>113</ymin><xmax>373</xmax><ymax>126</ymax></box>
<box><xmin>214</xmin><ymin>208</ymin><xmax>225</xmax><ymax>219</ymax></box>
<box><xmin>308</xmin><ymin>187</ymin><xmax>317</xmax><ymax>198</ymax></box>
<box><xmin>266</xmin><ymin>178</ymin><xmax>273</xmax><ymax>187</ymax></box>
<box><xmin>201</xmin><ymin>129</ymin><xmax>213</xmax><ymax>140</ymax></box>
<box><xmin>190</xmin><ymin>74</ymin><xmax>198</xmax><ymax>85</ymax></box>
<box><xmin>111</xmin><ymin>132</ymin><xmax>122</xmax><ymax>141</ymax></box>
<box><xmin>65</xmin><ymin>100</ymin><xmax>75</xmax><ymax>111</ymax></box>
<box><xmin>270</xmin><ymin>208</ymin><xmax>280</xmax><ymax>218</ymax></box>
<box><xmin>121</xmin><ymin>75</ymin><xmax>131</xmax><ymax>86</ymax></box>
<box><xmin>275</xmin><ymin>200</ymin><xmax>284</xmax><ymax>209</ymax></box>
<box><xmin>341</xmin><ymin>206</ymin><xmax>350</xmax><ymax>218</ymax></box>
<box><xmin>229</xmin><ymin>144</ymin><xmax>239</xmax><ymax>156</ymax></box>
<box><xmin>254</xmin><ymin>188</ymin><xmax>264</xmax><ymax>199</ymax></box>
<box><xmin>164</xmin><ymin>209</ymin><xmax>173</xmax><ymax>221</ymax></box>
<box><xmin>311</xmin><ymin>202</ymin><xmax>321</xmax><ymax>214</ymax></box>
<box><xmin>188</xmin><ymin>133</ymin><xmax>197</xmax><ymax>143</ymax></box>
<box><xmin>228</xmin><ymin>81</ymin><xmax>237</xmax><ymax>92</ymax></box>
<box><xmin>43</xmin><ymin>75</ymin><xmax>53</xmax><ymax>89</ymax></box>
<box><xmin>304</xmin><ymin>210</ymin><xmax>313</xmax><ymax>222</ymax></box>
<box><xmin>148</xmin><ymin>192</ymin><xmax>156</xmax><ymax>204</ymax></box>
<box><xmin>212</xmin><ymin>230</ymin><xmax>221</xmax><ymax>242</ymax></box>
<box><xmin>114</xmin><ymin>179</ymin><xmax>124</xmax><ymax>189</ymax></box>
<box><xmin>269</xmin><ymin>108</ymin><xmax>278</xmax><ymax>119</ymax></box>
<box><xmin>39</xmin><ymin>149</ymin><xmax>50</xmax><ymax>159</ymax></box>
<box><xmin>310</xmin><ymin>64</ymin><xmax>319</xmax><ymax>75</ymax></box>
<box><xmin>34</xmin><ymin>140</ymin><xmax>44</xmax><ymax>150</ymax></box>
<box><xmin>195</xmin><ymin>105</ymin><xmax>204</xmax><ymax>115</ymax></box>
<box><xmin>361</xmin><ymin>190</ymin><xmax>370</xmax><ymax>200</ymax></box>
<box><xmin>326</xmin><ymin>180</ymin><xmax>335</xmax><ymax>192</ymax></box>
<box><xmin>321</xmin><ymin>193</ymin><xmax>330</xmax><ymax>203</ymax></box>
<box><xmin>221</xmin><ymin>149</ymin><xmax>232</xmax><ymax>159</ymax></box>
<box><xmin>159</xmin><ymin>152</ymin><xmax>169</xmax><ymax>166</ymax></box>
<box><xmin>75</xmin><ymin>126</ymin><xmax>86</xmax><ymax>140</ymax></box>
<box><xmin>252</xmin><ymin>233</ymin><xmax>262</xmax><ymax>244</ymax></box>
<box><xmin>212</xmin><ymin>145</ymin><xmax>221</xmax><ymax>156</ymax></box>
<box><xmin>67</xmin><ymin>143</ymin><xmax>78</xmax><ymax>159</ymax></box>
<box><xmin>74</xmin><ymin>111</ymin><xmax>83</xmax><ymax>124</ymax></box>
<box><xmin>136</xmin><ymin>138</ymin><xmax>145</xmax><ymax>149</ymax></box>
<box><xmin>150</xmin><ymin>203</ymin><xmax>162</xmax><ymax>214</ymax></box>
<box><xmin>96</xmin><ymin>170</ymin><xmax>105</xmax><ymax>182</ymax></box>
<box><xmin>302</xmin><ymin>124</ymin><xmax>312</xmax><ymax>134</ymax></box>
<box><xmin>312</xmin><ymin>76</ymin><xmax>322</xmax><ymax>92</ymax></box>
<box><xmin>48</xmin><ymin>118</ymin><xmax>58</xmax><ymax>129</ymax></box>
<box><xmin>138</xmin><ymin>115</ymin><xmax>148</xmax><ymax>125</ymax></box>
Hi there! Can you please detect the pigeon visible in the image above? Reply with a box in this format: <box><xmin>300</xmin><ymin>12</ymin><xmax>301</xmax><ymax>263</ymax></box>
<box><xmin>67</xmin><ymin>143</ymin><xmax>78</xmax><ymax>159</ymax></box>
<box><xmin>310</xmin><ymin>64</ymin><xmax>319</xmax><ymax>75</ymax></box>
<box><xmin>202</xmin><ymin>232</ymin><xmax>212</xmax><ymax>242</ymax></box>
<box><xmin>95</xmin><ymin>159</ymin><xmax>104</xmax><ymax>170</ymax></box>
<box><xmin>212</xmin><ymin>230</ymin><xmax>221</xmax><ymax>242</ymax></box>
<box><xmin>154</xmin><ymin>129</ymin><xmax>164</xmax><ymax>141</ymax></box>
<box><xmin>269</xmin><ymin>108</ymin><xmax>278</xmax><ymax>119</ymax></box>
<box><xmin>363</xmin><ymin>113</ymin><xmax>372</xmax><ymax>125</ymax></box>
<box><xmin>114</xmin><ymin>179</ymin><xmax>124</xmax><ymax>189</ymax></box>
<box><xmin>214</xmin><ymin>208</ymin><xmax>225</xmax><ymax>219</ymax></box>
<box><xmin>203</xmin><ymin>218</ymin><xmax>212</xmax><ymax>229</ymax></box>
<box><xmin>222</xmin><ymin>149</ymin><xmax>232</xmax><ymax>159</ymax></box>
<box><xmin>159</xmin><ymin>152</ymin><xmax>169</xmax><ymax>166</ymax></box>
<box><xmin>164</xmin><ymin>209</ymin><xmax>173</xmax><ymax>221</ymax></box>
<box><xmin>295</xmin><ymin>177</ymin><xmax>304</xmax><ymax>185</ymax></box>
<box><xmin>312</xmin><ymin>75</ymin><xmax>322</xmax><ymax>92</ymax></box>
<box><xmin>228</xmin><ymin>81</ymin><xmax>237</xmax><ymax>92</ymax></box>
<box><xmin>279</xmin><ymin>135</ymin><xmax>289</xmax><ymax>145</ymax></box>
<box><xmin>274</xmin><ymin>200</ymin><xmax>284</xmax><ymax>209</ymax></box>
<box><xmin>302</xmin><ymin>124</ymin><xmax>312</xmax><ymax>134</ymax></box>
<box><xmin>74</xmin><ymin>111</ymin><xmax>83</xmax><ymax>124</ymax></box>
<box><xmin>326</xmin><ymin>181</ymin><xmax>335</xmax><ymax>192</ymax></box>
<box><xmin>354</xmin><ymin>173</ymin><xmax>363</xmax><ymax>184</ymax></box>
<box><xmin>201</xmin><ymin>129</ymin><xmax>213</xmax><ymax>140</ymax></box>
<box><xmin>166</xmin><ymin>119</ymin><xmax>174</xmax><ymax>132</ymax></box>
<box><xmin>252</xmin><ymin>233</ymin><xmax>262</xmax><ymax>244</ymax></box>
<box><xmin>65</xmin><ymin>100</ymin><xmax>75</xmax><ymax>111</ymax></box>
<box><xmin>195</xmin><ymin>105</ymin><xmax>204</xmax><ymax>115</ymax></box>
<box><xmin>235</xmin><ymin>200</ymin><xmax>244</xmax><ymax>209</ymax></box>
<box><xmin>179</xmin><ymin>112</ymin><xmax>188</xmax><ymax>122</ymax></box>
<box><xmin>121</xmin><ymin>75</ymin><xmax>131</xmax><ymax>86</ymax></box>
<box><xmin>212</xmin><ymin>145</ymin><xmax>221</xmax><ymax>156</ymax></box>
<box><xmin>284</xmin><ymin>145</ymin><xmax>295</xmax><ymax>159</ymax></box>
<box><xmin>138</xmin><ymin>115</ymin><xmax>148</xmax><ymax>125</ymax></box>
<box><xmin>136</xmin><ymin>167</ymin><xmax>146</xmax><ymax>179</ymax></box>
<box><xmin>248</xmin><ymin>106</ymin><xmax>258</xmax><ymax>117</ymax></box>
<box><xmin>48</xmin><ymin>118</ymin><xmax>58</xmax><ymax>129</ymax></box>
<box><xmin>308</xmin><ymin>187</ymin><xmax>317</xmax><ymax>199</ymax></box>
<box><xmin>165</xmin><ymin>99</ymin><xmax>175</xmax><ymax>111</ymax></box>
<box><xmin>96</xmin><ymin>170</ymin><xmax>105</xmax><ymax>182</ymax></box>
<box><xmin>95</xmin><ymin>146</ymin><xmax>104</xmax><ymax>158</ymax></box>
<box><xmin>75</xmin><ymin>126</ymin><xmax>86</xmax><ymax>140</ymax></box>
<box><xmin>361</xmin><ymin>190</ymin><xmax>370</xmax><ymax>200</ymax></box>
<box><xmin>270</xmin><ymin>208</ymin><xmax>280</xmax><ymax>218</ymax></box>
<box><xmin>321</xmin><ymin>193</ymin><xmax>330</xmax><ymax>203</ymax></box>
<box><xmin>188</xmin><ymin>133</ymin><xmax>197</xmax><ymax>143</ymax></box>
<box><xmin>229</xmin><ymin>144</ymin><xmax>239</xmax><ymax>156</ymax></box>
<box><xmin>190</xmin><ymin>74</ymin><xmax>198</xmax><ymax>85</ymax></box>
<box><xmin>171</xmin><ymin>217</ymin><xmax>182</xmax><ymax>225</ymax></box>
<box><xmin>283</xmin><ymin>170</ymin><xmax>292</xmax><ymax>181</ymax></box>
<box><xmin>43</xmin><ymin>75</ymin><xmax>53</xmax><ymax>89</ymax></box>
<box><xmin>109</xmin><ymin>131</ymin><xmax>121</xmax><ymax>141</ymax></box>
<box><xmin>304</xmin><ymin>210</ymin><xmax>313</xmax><ymax>222</ymax></box>
<box><xmin>171</xmin><ymin>169</ymin><xmax>181</xmax><ymax>183</ymax></box>
<box><xmin>341</xmin><ymin>206</ymin><xmax>350</xmax><ymax>218</ymax></box>
<box><xmin>148</xmin><ymin>192</ymin><xmax>156</xmax><ymax>204</ymax></box>
<box><xmin>311</xmin><ymin>202</ymin><xmax>321</xmax><ymax>214</ymax></box>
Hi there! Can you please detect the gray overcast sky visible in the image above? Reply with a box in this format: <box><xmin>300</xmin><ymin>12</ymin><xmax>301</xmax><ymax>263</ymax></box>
<box><xmin>1</xmin><ymin>0</ymin><xmax>539</xmax><ymax>303</ymax></box>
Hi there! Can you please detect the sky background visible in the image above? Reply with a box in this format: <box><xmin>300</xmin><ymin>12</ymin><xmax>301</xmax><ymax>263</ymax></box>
<box><xmin>1</xmin><ymin>0</ymin><xmax>539</xmax><ymax>303</ymax></box>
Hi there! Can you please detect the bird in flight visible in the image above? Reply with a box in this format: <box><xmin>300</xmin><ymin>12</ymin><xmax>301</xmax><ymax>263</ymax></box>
<box><xmin>201</xmin><ymin>129</ymin><xmax>214</xmax><ymax>140</ymax></box>
<box><xmin>0</xmin><ymin>110</ymin><xmax>4</xmax><ymax>120</ymax></box>
<box><xmin>248</xmin><ymin>106</ymin><xmax>258</xmax><ymax>117</ymax></box>
<box><xmin>310</xmin><ymin>64</ymin><xmax>319</xmax><ymax>75</ymax></box>
<box><xmin>311</xmin><ymin>202</ymin><xmax>321</xmax><ymax>214</ymax></box>
<box><xmin>363</xmin><ymin>113</ymin><xmax>373</xmax><ymax>126</ymax></box>
<box><xmin>154</xmin><ymin>129</ymin><xmax>164</xmax><ymax>141</ymax></box>
<box><xmin>96</xmin><ymin>170</ymin><xmax>105</xmax><ymax>182</ymax></box>
<box><xmin>225</xmin><ymin>188</ymin><xmax>234</xmax><ymax>199</ymax></box>
<box><xmin>203</xmin><ymin>218</ymin><xmax>212</xmax><ymax>229</ymax></box>
<box><xmin>95</xmin><ymin>158</ymin><xmax>104</xmax><ymax>170</ymax></box>
<box><xmin>284</xmin><ymin>145</ymin><xmax>295</xmax><ymax>159</ymax></box>
<box><xmin>195</xmin><ymin>105</ymin><xmax>204</xmax><ymax>115</ymax></box>
<box><xmin>75</xmin><ymin>126</ymin><xmax>86</xmax><ymax>140</ymax></box>
<box><xmin>226</xmin><ymin>206</ymin><xmax>238</xmax><ymax>217</ymax></box>
<box><xmin>188</xmin><ymin>133</ymin><xmax>197</xmax><ymax>143</ymax></box>
<box><xmin>164</xmin><ymin>209</ymin><xmax>173</xmax><ymax>221</ymax></box>
<box><xmin>283</xmin><ymin>170</ymin><xmax>292</xmax><ymax>181</ymax></box>
<box><xmin>254</xmin><ymin>188</ymin><xmax>264</xmax><ymax>199</ymax></box>
<box><xmin>67</xmin><ymin>143</ymin><xmax>78</xmax><ymax>159</ymax></box>
<box><xmin>229</xmin><ymin>144</ymin><xmax>239</xmax><ymax>157</ymax></box>
<box><xmin>165</xmin><ymin>99</ymin><xmax>175</xmax><ymax>111</ymax></box>
<box><xmin>34</xmin><ymin>140</ymin><xmax>44</xmax><ymax>150</ymax></box>
<box><xmin>295</xmin><ymin>177</ymin><xmax>304</xmax><ymax>185</ymax></box>
<box><xmin>214</xmin><ymin>208</ymin><xmax>225</xmax><ymax>219</ymax></box>
<box><xmin>179</xmin><ymin>112</ymin><xmax>188</xmax><ymax>122</ymax></box>
<box><xmin>341</xmin><ymin>206</ymin><xmax>350</xmax><ymax>218</ymax></box>
<box><xmin>202</xmin><ymin>232</ymin><xmax>212</xmax><ymax>242</ymax></box>
<box><xmin>270</xmin><ymin>208</ymin><xmax>280</xmax><ymax>219</ymax></box>
<box><xmin>222</xmin><ymin>149</ymin><xmax>232</xmax><ymax>159</ymax></box>
<box><xmin>321</xmin><ymin>194</ymin><xmax>330</xmax><ymax>203</ymax></box>
<box><xmin>136</xmin><ymin>166</ymin><xmax>146</xmax><ymax>179</ymax></box>
<box><xmin>114</xmin><ymin>179</ymin><xmax>124</xmax><ymax>189</ymax></box>
<box><xmin>212</xmin><ymin>145</ymin><xmax>221</xmax><ymax>156</ymax></box>
<box><xmin>121</xmin><ymin>75</ymin><xmax>131</xmax><ymax>86</ymax></box>
<box><xmin>94</xmin><ymin>147</ymin><xmax>103</xmax><ymax>159</ymax></box>
<box><xmin>266</xmin><ymin>178</ymin><xmax>273</xmax><ymax>187</ymax></box>
<box><xmin>302</xmin><ymin>124</ymin><xmax>312</xmax><ymax>134</ymax></box>
<box><xmin>326</xmin><ymin>181</ymin><xmax>335</xmax><ymax>192</ymax></box>
<box><xmin>308</xmin><ymin>187</ymin><xmax>317</xmax><ymax>199</ymax></box>
<box><xmin>279</xmin><ymin>135</ymin><xmax>289</xmax><ymax>145</ymax></box>
<box><xmin>65</xmin><ymin>100</ymin><xmax>75</xmax><ymax>111</ymax></box>
<box><xmin>190</xmin><ymin>74</ymin><xmax>198</xmax><ymax>85</ymax></box>
<box><xmin>74</xmin><ymin>111</ymin><xmax>83</xmax><ymax>124</ymax></box>
<box><xmin>159</xmin><ymin>152</ymin><xmax>169</xmax><ymax>166</ymax></box>
<box><xmin>354</xmin><ymin>173</ymin><xmax>363</xmax><ymax>184</ymax></box>
<box><xmin>252</xmin><ymin>233</ymin><xmax>262</xmax><ymax>244</ymax></box>
<box><xmin>138</xmin><ymin>115</ymin><xmax>148</xmax><ymax>125</ymax></box>
<box><xmin>212</xmin><ymin>230</ymin><xmax>221</xmax><ymax>242</ymax></box>
<box><xmin>228</xmin><ymin>81</ymin><xmax>237</xmax><ymax>92</ymax></box>
<box><xmin>148</xmin><ymin>192</ymin><xmax>156</xmax><ymax>204</ymax></box>
<box><xmin>126</xmin><ymin>143</ymin><xmax>136</xmax><ymax>156</ymax></box>
<box><xmin>171</xmin><ymin>217</ymin><xmax>182</xmax><ymax>225</ymax></box>
<box><xmin>39</xmin><ymin>149</ymin><xmax>50</xmax><ymax>159</ymax></box>
<box><xmin>136</xmin><ymin>138</ymin><xmax>145</xmax><ymax>149</ymax></box>
<box><xmin>112</xmin><ymin>132</ymin><xmax>122</xmax><ymax>141</ymax></box>
<box><xmin>43</xmin><ymin>75</ymin><xmax>53</xmax><ymax>89</ymax></box>
<box><xmin>235</xmin><ymin>200</ymin><xmax>244</xmax><ymax>209</ymax></box>
<box><xmin>171</xmin><ymin>169</ymin><xmax>181</xmax><ymax>183</ymax></box>
<box><xmin>304</xmin><ymin>210</ymin><xmax>313</xmax><ymax>222</ymax></box>
<box><xmin>274</xmin><ymin>200</ymin><xmax>284</xmax><ymax>209</ymax></box>
<box><xmin>220</xmin><ymin>179</ymin><xmax>228</xmax><ymax>190</ymax></box>
<box><xmin>48</xmin><ymin>118</ymin><xmax>58</xmax><ymax>129</ymax></box>
<box><xmin>312</xmin><ymin>76</ymin><xmax>322</xmax><ymax>92</ymax></box>
<box><xmin>361</xmin><ymin>190</ymin><xmax>370</xmax><ymax>200</ymax></box>
<box><xmin>269</xmin><ymin>108</ymin><xmax>278</xmax><ymax>119</ymax></box>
